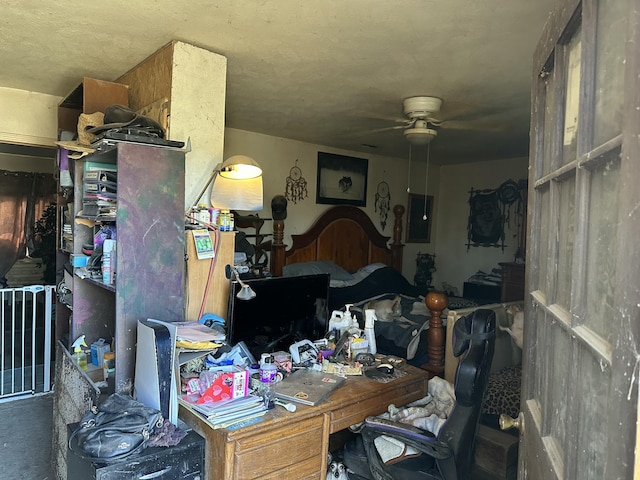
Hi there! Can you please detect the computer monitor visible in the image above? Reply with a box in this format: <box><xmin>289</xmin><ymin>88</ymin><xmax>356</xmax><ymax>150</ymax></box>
<box><xmin>226</xmin><ymin>274</ymin><xmax>330</xmax><ymax>359</ymax></box>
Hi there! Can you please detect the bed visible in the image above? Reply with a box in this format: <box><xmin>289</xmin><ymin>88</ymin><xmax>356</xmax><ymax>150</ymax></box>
<box><xmin>269</xmin><ymin>204</ymin><xmax>451</xmax><ymax>373</ymax></box>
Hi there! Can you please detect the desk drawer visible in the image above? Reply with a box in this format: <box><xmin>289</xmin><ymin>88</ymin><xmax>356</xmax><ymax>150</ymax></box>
<box><xmin>233</xmin><ymin>416</ymin><xmax>324</xmax><ymax>479</ymax></box>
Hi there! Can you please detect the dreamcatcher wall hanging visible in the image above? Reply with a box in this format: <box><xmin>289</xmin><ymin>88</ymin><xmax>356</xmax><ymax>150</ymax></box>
<box><xmin>285</xmin><ymin>159</ymin><xmax>308</xmax><ymax>204</ymax></box>
<box><xmin>466</xmin><ymin>179</ymin><xmax>524</xmax><ymax>251</ymax></box>
<box><xmin>374</xmin><ymin>179</ymin><xmax>391</xmax><ymax>230</ymax></box>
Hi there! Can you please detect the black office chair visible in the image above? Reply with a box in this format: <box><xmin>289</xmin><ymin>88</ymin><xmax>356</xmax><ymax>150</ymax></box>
<box><xmin>342</xmin><ymin>308</ymin><xmax>496</xmax><ymax>480</ymax></box>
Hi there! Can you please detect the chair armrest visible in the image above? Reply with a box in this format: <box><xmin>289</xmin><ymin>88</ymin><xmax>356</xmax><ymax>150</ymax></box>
<box><xmin>363</xmin><ymin>416</ymin><xmax>452</xmax><ymax>460</ymax></box>
<box><xmin>361</xmin><ymin>417</ymin><xmax>458</xmax><ymax>479</ymax></box>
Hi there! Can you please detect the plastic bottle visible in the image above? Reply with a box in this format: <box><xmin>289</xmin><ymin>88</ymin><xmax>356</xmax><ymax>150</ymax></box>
<box><xmin>103</xmin><ymin>352</ymin><xmax>115</xmax><ymax>381</ymax></box>
<box><xmin>197</xmin><ymin>203</ymin><xmax>210</xmax><ymax>224</ymax></box>
<box><xmin>259</xmin><ymin>354</ymin><xmax>278</xmax><ymax>408</ymax></box>
<box><xmin>219</xmin><ymin>210</ymin><xmax>229</xmax><ymax>231</ymax></box>
<box><xmin>71</xmin><ymin>335</ymin><xmax>88</xmax><ymax>371</ymax></box>
<box><xmin>364</xmin><ymin>309</ymin><xmax>377</xmax><ymax>355</ymax></box>
<box><xmin>344</xmin><ymin>304</ymin><xmax>358</xmax><ymax>330</ymax></box>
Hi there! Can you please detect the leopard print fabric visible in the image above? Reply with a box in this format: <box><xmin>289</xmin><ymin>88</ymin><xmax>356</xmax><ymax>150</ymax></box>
<box><xmin>482</xmin><ymin>364</ymin><xmax>521</xmax><ymax>419</ymax></box>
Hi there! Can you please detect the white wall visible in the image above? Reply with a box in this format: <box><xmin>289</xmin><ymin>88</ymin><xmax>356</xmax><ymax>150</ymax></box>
<box><xmin>432</xmin><ymin>156</ymin><xmax>528</xmax><ymax>294</ymax></box>
<box><xmin>0</xmin><ymin>87</ymin><xmax>60</xmax><ymax>146</ymax></box>
<box><xmin>0</xmin><ymin>153</ymin><xmax>55</xmax><ymax>173</ymax></box>
<box><xmin>169</xmin><ymin>42</ymin><xmax>228</xmax><ymax>211</ymax></box>
<box><xmin>223</xmin><ymin>128</ymin><xmax>440</xmax><ymax>281</ymax></box>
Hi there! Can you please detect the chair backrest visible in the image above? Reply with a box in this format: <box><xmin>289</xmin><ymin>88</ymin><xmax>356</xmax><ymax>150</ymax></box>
<box><xmin>438</xmin><ymin>308</ymin><xmax>496</xmax><ymax>479</ymax></box>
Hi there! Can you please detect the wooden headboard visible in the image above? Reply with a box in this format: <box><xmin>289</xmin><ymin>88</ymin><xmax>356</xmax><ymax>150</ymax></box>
<box><xmin>270</xmin><ymin>205</ymin><xmax>405</xmax><ymax>277</ymax></box>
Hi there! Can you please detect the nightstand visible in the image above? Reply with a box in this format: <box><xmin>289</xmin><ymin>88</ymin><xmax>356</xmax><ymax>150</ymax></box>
<box><xmin>463</xmin><ymin>282</ymin><xmax>501</xmax><ymax>304</ymax></box>
<box><xmin>499</xmin><ymin>263</ymin><xmax>525</xmax><ymax>302</ymax></box>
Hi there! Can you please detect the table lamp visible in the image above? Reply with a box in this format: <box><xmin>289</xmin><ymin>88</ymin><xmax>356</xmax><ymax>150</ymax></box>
<box><xmin>225</xmin><ymin>264</ymin><xmax>257</xmax><ymax>300</ymax></box>
<box><xmin>187</xmin><ymin>155</ymin><xmax>263</xmax><ymax>214</ymax></box>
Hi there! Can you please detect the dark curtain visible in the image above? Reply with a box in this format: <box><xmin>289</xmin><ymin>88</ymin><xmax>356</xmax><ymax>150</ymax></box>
<box><xmin>0</xmin><ymin>170</ymin><xmax>57</xmax><ymax>280</ymax></box>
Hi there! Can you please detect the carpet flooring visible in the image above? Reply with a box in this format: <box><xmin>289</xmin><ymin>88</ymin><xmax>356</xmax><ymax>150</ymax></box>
<box><xmin>0</xmin><ymin>392</ymin><xmax>55</xmax><ymax>479</ymax></box>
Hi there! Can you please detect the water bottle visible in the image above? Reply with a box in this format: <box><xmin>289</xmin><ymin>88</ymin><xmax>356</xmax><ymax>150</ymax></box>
<box><xmin>259</xmin><ymin>354</ymin><xmax>278</xmax><ymax>409</ymax></box>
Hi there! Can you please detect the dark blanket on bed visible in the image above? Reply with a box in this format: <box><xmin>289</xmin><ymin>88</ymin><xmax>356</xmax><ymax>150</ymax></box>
<box><xmin>347</xmin><ymin>293</ymin><xmax>430</xmax><ymax>361</ymax></box>
<box><xmin>327</xmin><ymin>266</ymin><xmax>428</xmax><ymax>311</ymax></box>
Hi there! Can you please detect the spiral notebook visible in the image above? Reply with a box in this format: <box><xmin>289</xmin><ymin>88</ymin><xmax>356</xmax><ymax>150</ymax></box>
<box><xmin>273</xmin><ymin>369</ymin><xmax>346</xmax><ymax>406</ymax></box>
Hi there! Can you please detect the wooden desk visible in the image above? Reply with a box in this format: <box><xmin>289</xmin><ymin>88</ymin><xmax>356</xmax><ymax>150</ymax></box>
<box><xmin>180</xmin><ymin>364</ymin><xmax>428</xmax><ymax>480</ymax></box>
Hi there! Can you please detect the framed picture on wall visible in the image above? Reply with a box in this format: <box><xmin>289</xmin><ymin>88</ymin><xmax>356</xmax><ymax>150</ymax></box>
<box><xmin>406</xmin><ymin>193</ymin><xmax>433</xmax><ymax>243</ymax></box>
<box><xmin>316</xmin><ymin>152</ymin><xmax>368</xmax><ymax>206</ymax></box>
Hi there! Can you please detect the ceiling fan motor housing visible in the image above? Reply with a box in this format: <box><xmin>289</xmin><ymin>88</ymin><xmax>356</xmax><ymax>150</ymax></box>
<box><xmin>403</xmin><ymin>96</ymin><xmax>443</xmax><ymax>119</ymax></box>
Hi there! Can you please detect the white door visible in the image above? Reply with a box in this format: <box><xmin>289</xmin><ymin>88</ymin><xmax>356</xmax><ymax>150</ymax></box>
<box><xmin>521</xmin><ymin>0</ymin><xmax>639</xmax><ymax>478</ymax></box>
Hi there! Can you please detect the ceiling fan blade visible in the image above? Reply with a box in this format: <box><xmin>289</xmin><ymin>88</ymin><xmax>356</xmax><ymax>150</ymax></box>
<box><xmin>347</xmin><ymin>124</ymin><xmax>408</xmax><ymax>137</ymax></box>
<box><xmin>438</xmin><ymin>119</ymin><xmax>506</xmax><ymax>132</ymax></box>
<box><xmin>356</xmin><ymin>111</ymin><xmax>410</xmax><ymax>124</ymax></box>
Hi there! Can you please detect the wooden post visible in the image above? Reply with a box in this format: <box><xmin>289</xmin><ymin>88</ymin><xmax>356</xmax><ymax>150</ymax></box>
<box><xmin>422</xmin><ymin>291</ymin><xmax>448</xmax><ymax>378</ymax></box>
<box><xmin>390</xmin><ymin>204</ymin><xmax>405</xmax><ymax>272</ymax></box>
<box><xmin>270</xmin><ymin>219</ymin><xmax>285</xmax><ymax>276</ymax></box>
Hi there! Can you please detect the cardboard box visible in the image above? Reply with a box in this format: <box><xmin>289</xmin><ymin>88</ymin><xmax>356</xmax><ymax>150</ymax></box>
<box><xmin>58</xmin><ymin>77</ymin><xmax>129</xmax><ymax>132</ymax></box>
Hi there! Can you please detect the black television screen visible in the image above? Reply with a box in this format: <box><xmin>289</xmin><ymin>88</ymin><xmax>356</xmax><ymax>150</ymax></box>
<box><xmin>227</xmin><ymin>274</ymin><xmax>330</xmax><ymax>359</ymax></box>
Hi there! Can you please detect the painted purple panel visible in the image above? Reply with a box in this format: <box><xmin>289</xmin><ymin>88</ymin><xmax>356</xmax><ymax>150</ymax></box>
<box><xmin>114</xmin><ymin>143</ymin><xmax>185</xmax><ymax>386</ymax></box>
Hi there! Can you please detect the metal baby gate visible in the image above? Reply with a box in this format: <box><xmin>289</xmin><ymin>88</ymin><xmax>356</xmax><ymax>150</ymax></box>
<box><xmin>0</xmin><ymin>285</ymin><xmax>55</xmax><ymax>399</ymax></box>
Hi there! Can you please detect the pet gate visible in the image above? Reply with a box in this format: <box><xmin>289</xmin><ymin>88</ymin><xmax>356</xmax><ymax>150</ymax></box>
<box><xmin>0</xmin><ymin>285</ymin><xmax>54</xmax><ymax>399</ymax></box>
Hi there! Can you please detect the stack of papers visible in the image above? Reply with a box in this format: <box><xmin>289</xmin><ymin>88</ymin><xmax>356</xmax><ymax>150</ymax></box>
<box><xmin>179</xmin><ymin>394</ymin><xmax>267</xmax><ymax>429</ymax></box>
<box><xmin>175</xmin><ymin>322</ymin><xmax>225</xmax><ymax>349</ymax></box>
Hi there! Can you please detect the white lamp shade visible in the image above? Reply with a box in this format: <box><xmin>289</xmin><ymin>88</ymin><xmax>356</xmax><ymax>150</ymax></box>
<box><xmin>210</xmin><ymin>174</ymin><xmax>263</xmax><ymax>211</ymax></box>
<box><xmin>220</xmin><ymin>155</ymin><xmax>262</xmax><ymax>179</ymax></box>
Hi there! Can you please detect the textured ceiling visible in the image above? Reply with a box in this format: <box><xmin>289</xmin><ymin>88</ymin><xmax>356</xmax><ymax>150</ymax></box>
<box><xmin>0</xmin><ymin>0</ymin><xmax>556</xmax><ymax>163</ymax></box>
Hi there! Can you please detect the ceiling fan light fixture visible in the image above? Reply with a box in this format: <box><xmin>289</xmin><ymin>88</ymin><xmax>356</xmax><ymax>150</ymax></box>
<box><xmin>404</xmin><ymin>127</ymin><xmax>437</xmax><ymax>145</ymax></box>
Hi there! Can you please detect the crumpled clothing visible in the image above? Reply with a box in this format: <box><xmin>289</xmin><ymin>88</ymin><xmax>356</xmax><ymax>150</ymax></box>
<box><xmin>147</xmin><ymin>419</ymin><xmax>188</xmax><ymax>447</ymax></box>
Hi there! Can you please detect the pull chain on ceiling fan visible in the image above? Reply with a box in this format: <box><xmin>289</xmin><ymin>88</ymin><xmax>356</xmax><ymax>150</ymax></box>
<box><xmin>423</xmin><ymin>142</ymin><xmax>431</xmax><ymax>220</ymax></box>
<box><xmin>406</xmin><ymin>143</ymin><xmax>413</xmax><ymax>193</ymax></box>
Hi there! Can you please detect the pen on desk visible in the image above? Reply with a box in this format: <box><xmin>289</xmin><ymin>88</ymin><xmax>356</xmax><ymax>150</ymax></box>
<box><xmin>274</xmin><ymin>398</ymin><xmax>296</xmax><ymax>412</ymax></box>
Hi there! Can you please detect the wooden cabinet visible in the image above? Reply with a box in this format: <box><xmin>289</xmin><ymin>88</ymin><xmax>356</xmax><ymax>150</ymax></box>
<box><xmin>185</xmin><ymin>230</ymin><xmax>235</xmax><ymax>321</ymax></box>
<box><xmin>499</xmin><ymin>262</ymin><xmax>525</xmax><ymax>302</ymax></box>
<box><xmin>463</xmin><ymin>282</ymin><xmax>501</xmax><ymax>304</ymax></box>
<box><xmin>55</xmin><ymin>141</ymin><xmax>185</xmax><ymax>390</ymax></box>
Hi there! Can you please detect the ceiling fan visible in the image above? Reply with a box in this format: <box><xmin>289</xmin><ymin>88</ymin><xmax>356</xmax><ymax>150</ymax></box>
<box><xmin>400</xmin><ymin>96</ymin><xmax>442</xmax><ymax>146</ymax></box>
<box><xmin>357</xmin><ymin>96</ymin><xmax>502</xmax><ymax>145</ymax></box>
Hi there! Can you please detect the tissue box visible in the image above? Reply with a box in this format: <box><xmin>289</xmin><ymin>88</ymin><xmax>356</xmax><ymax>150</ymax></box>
<box><xmin>195</xmin><ymin>365</ymin><xmax>248</xmax><ymax>404</ymax></box>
